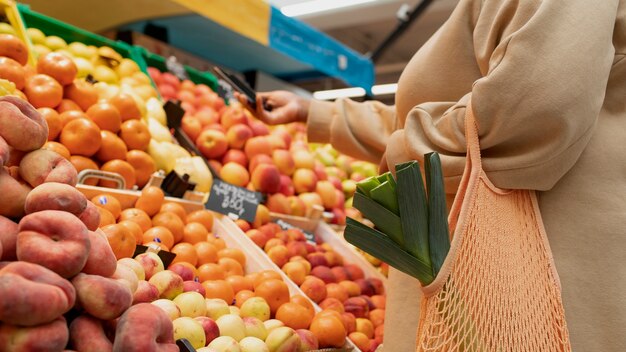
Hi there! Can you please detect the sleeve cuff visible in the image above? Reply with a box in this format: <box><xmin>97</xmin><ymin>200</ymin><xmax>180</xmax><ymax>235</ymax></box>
<box><xmin>306</xmin><ymin>100</ymin><xmax>335</xmax><ymax>144</ymax></box>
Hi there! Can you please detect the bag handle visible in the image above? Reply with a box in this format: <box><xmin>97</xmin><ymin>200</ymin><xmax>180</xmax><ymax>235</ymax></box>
<box><xmin>464</xmin><ymin>101</ymin><xmax>482</xmax><ymax>169</ymax></box>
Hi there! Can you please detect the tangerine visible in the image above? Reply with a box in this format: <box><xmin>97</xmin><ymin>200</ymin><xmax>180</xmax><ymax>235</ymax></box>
<box><xmin>56</xmin><ymin>99</ymin><xmax>82</xmax><ymax>113</ymax></box>
<box><xmin>225</xmin><ymin>275</ymin><xmax>253</xmax><ymax>293</ymax></box>
<box><xmin>64</xmin><ymin>79</ymin><xmax>98</xmax><ymax>110</ymax></box>
<box><xmin>217</xmin><ymin>257</ymin><xmax>244</xmax><ymax>277</ymax></box>
<box><xmin>186</xmin><ymin>209</ymin><xmax>214</xmax><ymax>231</ymax></box>
<box><xmin>142</xmin><ymin>226</ymin><xmax>174</xmax><ymax>249</ymax></box>
<box><xmin>253</xmin><ymin>270</ymin><xmax>283</xmax><ymax>288</ymax></box>
<box><xmin>91</xmin><ymin>194</ymin><xmax>122</xmax><ymax>219</ymax></box>
<box><xmin>197</xmin><ymin>263</ymin><xmax>225</xmax><ymax>281</ymax></box>
<box><xmin>234</xmin><ymin>289</ymin><xmax>255</xmax><ymax>308</ymax></box>
<box><xmin>119</xmin><ymin>208</ymin><xmax>151</xmax><ymax>232</ymax></box>
<box><xmin>170</xmin><ymin>242</ymin><xmax>198</xmax><ymax>266</ymax></box>
<box><xmin>276</xmin><ymin>302</ymin><xmax>314</xmax><ymax>330</ymax></box>
<box><xmin>96</xmin><ymin>130</ymin><xmax>127</xmax><ymax>162</ymax></box>
<box><xmin>152</xmin><ymin>212</ymin><xmax>185</xmax><ymax>244</ymax></box>
<box><xmin>118</xmin><ymin>220</ymin><xmax>143</xmax><ymax>245</ymax></box>
<box><xmin>160</xmin><ymin>202</ymin><xmax>187</xmax><ymax>223</ymax></box>
<box><xmin>110</xmin><ymin>93</ymin><xmax>141</xmax><ymax>121</ymax></box>
<box><xmin>125</xmin><ymin>150</ymin><xmax>156</xmax><ymax>188</ymax></box>
<box><xmin>69</xmin><ymin>155</ymin><xmax>99</xmax><ymax>186</ymax></box>
<box><xmin>41</xmin><ymin>141</ymin><xmax>70</xmax><ymax>160</ymax></box>
<box><xmin>217</xmin><ymin>248</ymin><xmax>246</xmax><ymax>268</ymax></box>
<box><xmin>86</xmin><ymin>102</ymin><xmax>121</xmax><ymax>132</ymax></box>
<box><xmin>97</xmin><ymin>207</ymin><xmax>116</xmax><ymax>227</ymax></box>
<box><xmin>290</xmin><ymin>295</ymin><xmax>316</xmax><ymax>317</ymax></box>
<box><xmin>182</xmin><ymin>222</ymin><xmax>209</xmax><ymax>244</ymax></box>
<box><xmin>60</xmin><ymin>118</ymin><xmax>101</xmax><ymax>157</ymax></box>
<box><xmin>38</xmin><ymin>107</ymin><xmax>61</xmax><ymax>140</ymax></box>
<box><xmin>310</xmin><ymin>314</ymin><xmax>346</xmax><ymax>348</ymax></box>
<box><xmin>194</xmin><ymin>241</ymin><xmax>219</xmax><ymax>265</ymax></box>
<box><xmin>101</xmin><ymin>223</ymin><xmax>136</xmax><ymax>259</ymax></box>
<box><xmin>135</xmin><ymin>186</ymin><xmax>164</xmax><ymax>216</ymax></box>
<box><xmin>119</xmin><ymin>119</ymin><xmax>150</xmax><ymax>150</ymax></box>
<box><xmin>254</xmin><ymin>279</ymin><xmax>289</xmax><ymax>315</ymax></box>
<box><xmin>202</xmin><ymin>280</ymin><xmax>234</xmax><ymax>304</ymax></box>
<box><xmin>58</xmin><ymin>110</ymin><xmax>87</xmax><ymax>127</ymax></box>
<box><xmin>100</xmin><ymin>159</ymin><xmax>136</xmax><ymax>189</ymax></box>
<box><xmin>143</xmin><ymin>241</ymin><xmax>169</xmax><ymax>252</ymax></box>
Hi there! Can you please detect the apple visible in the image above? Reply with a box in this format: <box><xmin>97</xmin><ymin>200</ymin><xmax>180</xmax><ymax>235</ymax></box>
<box><xmin>152</xmin><ymin>299</ymin><xmax>182</xmax><ymax>321</ymax></box>
<box><xmin>205</xmin><ymin>298</ymin><xmax>231</xmax><ymax>320</ymax></box>
<box><xmin>173</xmin><ymin>317</ymin><xmax>206</xmax><ymax>349</ymax></box>
<box><xmin>240</xmin><ymin>297</ymin><xmax>271</xmax><ymax>321</ymax></box>
<box><xmin>149</xmin><ymin>270</ymin><xmax>184</xmax><ymax>300</ymax></box>
<box><xmin>174</xmin><ymin>291</ymin><xmax>207</xmax><ymax>318</ymax></box>
<box><xmin>216</xmin><ymin>314</ymin><xmax>246</xmax><ymax>342</ymax></box>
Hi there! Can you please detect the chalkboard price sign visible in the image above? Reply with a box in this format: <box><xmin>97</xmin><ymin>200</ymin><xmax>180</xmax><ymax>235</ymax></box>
<box><xmin>273</xmin><ymin>219</ymin><xmax>316</xmax><ymax>244</ymax></box>
<box><xmin>206</xmin><ymin>179</ymin><xmax>261</xmax><ymax>222</ymax></box>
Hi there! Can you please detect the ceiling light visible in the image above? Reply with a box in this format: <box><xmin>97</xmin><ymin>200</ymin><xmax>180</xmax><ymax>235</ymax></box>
<box><xmin>281</xmin><ymin>0</ymin><xmax>377</xmax><ymax>17</ymax></box>
<box><xmin>371</xmin><ymin>83</ymin><xmax>397</xmax><ymax>95</ymax></box>
<box><xmin>313</xmin><ymin>87</ymin><xmax>366</xmax><ymax>100</ymax></box>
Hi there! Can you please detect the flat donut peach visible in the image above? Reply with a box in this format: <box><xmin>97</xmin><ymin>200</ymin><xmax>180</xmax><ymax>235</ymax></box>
<box><xmin>0</xmin><ymin>96</ymin><xmax>48</xmax><ymax>152</ymax></box>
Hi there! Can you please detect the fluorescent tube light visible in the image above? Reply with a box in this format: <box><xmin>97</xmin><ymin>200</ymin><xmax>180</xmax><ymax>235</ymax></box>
<box><xmin>371</xmin><ymin>83</ymin><xmax>397</xmax><ymax>95</ymax></box>
<box><xmin>313</xmin><ymin>87</ymin><xmax>366</xmax><ymax>100</ymax></box>
<box><xmin>281</xmin><ymin>0</ymin><xmax>377</xmax><ymax>17</ymax></box>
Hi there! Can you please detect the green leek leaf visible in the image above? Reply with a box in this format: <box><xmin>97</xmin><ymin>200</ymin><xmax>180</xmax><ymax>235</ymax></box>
<box><xmin>356</xmin><ymin>176</ymin><xmax>381</xmax><ymax>197</ymax></box>
<box><xmin>370</xmin><ymin>181</ymin><xmax>399</xmax><ymax>215</ymax></box>
<box><xmin>425</xmin><ymin>153</ymin><xmax>450</xmax><ymax>275</ymax></box>
<box><xmin>352</xmin><ymin>192</ymin><xmax>404</xmax><ymax>246</ymax></box>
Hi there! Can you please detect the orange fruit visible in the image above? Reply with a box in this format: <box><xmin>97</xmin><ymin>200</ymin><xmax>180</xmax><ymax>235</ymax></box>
<box><xmin>101</xmin><ymin>223</ymin><xmax>136</xmax><ymax>259</ymax></box>
<box><xmin>110</xmin><ymin>93</ymin><xmax>141</xmax><ymax>121</ymax></box>
<box><xmin>118</xmin><ymin>220</ymin><xmax>143</xmax><ymax>245</ymax></box>
<box><xmin>142</xmin><ymin>226</ymin><xmax>174</xmax><ymax>249</ymax></box>
<box><xmin>91</xmin><ymin>194</ymin><xmax>122</xmax><ymax>219</ymax></box>
<box><xmin>86</xmin><ymin>102</ymin><xmax>122</xmax><ymax>133</ymax></box>
<box><xmin>197</xmin><ymin>263</ymin><xmax>225</xmax><ymax>281</ymax></box>
<box><xmin>152</xmin><ymin>212</ymin><xmax>185</xmax><ymax>244</ymax></box>
<box><xmin>41</xmin><ymin>141</ymin><xmax>70</xmax><ymax>160</ymax></box>
<box><xmin>96</xmin><ymin>130</ymin><xmax>128</xmax><ymax>162</ymax></box>
<box><xmin>64</xmin><ymin>79</ymin><xmax>98</xmax><ymax>111</ymax></box>
<box><xmin>38</xmin><ymin>107</ymin><xmax>61</xmax><ymax>140</ymax></box>
<box><xmin>202</xmin><ymin>280</ymin><xmax>234</xmax><ymax>304</ymax></box>
<box><xmin>170</xmin><ymin>242</ymin><xmax>198</xmax><ymax>266</ymax></box>
<box><xmin>211</xmin><ymin>237</ymin><xmax>226</xmax><ymax>251</ymax></box>
<box><xmin>144</xmin><ymin>241</ymin><xmax>169</xmax><ymax>252</ymax></box>
<box><xmin>125</xmin><ymin>150</ymin><xmax>156</xmax><ymax>188</ymax></box>
<box><xmin>225</xmin><ymin>275</ymin><xmax>253</xmax><ymax>293</ymax></box>
<box><xmin>119</xmin><ymin>119</ymin><xmax>150</xmax><ymax>150</ymax></box>
<box><xmin>291</xmin><ymin>294</ymin><xmax>316</xmax><ymax>317</ymax></box>
<box><xmin>135</xmin><ymin>186</ymin><xmax>164</xmax><ymax>216</ymax></box>
<box><xmin>254</xmin><ymin>279</ymin><xmax>290</xmax><ymax>315</ymax></box>
<box><xmin>310</xmin><ymin>314</ymin><xmax>347</xmax><ymax>348</ymax></box>
<box><xmin>253</xmin><ymin>270</ymin><xmax>283</xmax><ymax>288</ymax></box>
<box><xmin>58</xmin><ymin>110</ymin><xmax>87</xmax><ymax>127</ymax></box>
<box><xmin>160</xmin><ymin>203</ymin><xmax>187</xmax><ymax>223</ymax></box>
<box><xmin>100</xmin><ymin>159</ymin><xmax>136</xmax><ymax>189</ymax></box>
<box><xmin>234</xmin><ymin>289</ymin><xmax>255</xmax><ymax>308</ymax></box>
<box><xmin>217</xmin><ymin>248</ymin><xmax>246</xmax><ymax>268</ymax></box>
<box><xmin>56</xmin><ymin>99</ymin><xmax>82</xmax><ymax>113</ymax></box>
<box><xmin>276</xmin><ymin>302</ymin><xmax>314</xmax><ymax>330</ymax></box>
<box><xmin>217</xmin><ymin>257</ymin><xmax>244</xmax><ymax>277</ymax></box>
<box><xmin>69</xmin><ymin>155</ymin><xmax>99</xmax><ymax>186</ymax></box>
<box><xmin>186</xmin><ymin>209</ymin><xmax>214</xmax><ymax>232</ymax></box>
<box><xmin>97</xmin><ymin>207</ymin><xmax>116</xmax><ymax>227</ymax></box>
<box><xmin>59</xmin><ymin>118</ymin><xmax>101</xmax><ymax>157</ymax></box>
<box><xmin>182</xmin><ymin>222</ymin><xmax>209</xmax><ymax>244</ymax></box>
<box><xmin>119</xmin><ymin>208</ymin><xmax>152</xmax><ymax>232</ymax></box>
<box><xmin>194</xmin><ymin>241</ymin><xmax>218</xmax><ymax>265</ymax></box>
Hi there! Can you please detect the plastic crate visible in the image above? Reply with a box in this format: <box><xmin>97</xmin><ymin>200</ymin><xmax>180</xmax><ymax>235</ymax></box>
<box><xmin>138</xmin><ymin>47</ymin><xmax>219</xmax><ymax>92</ymax></box>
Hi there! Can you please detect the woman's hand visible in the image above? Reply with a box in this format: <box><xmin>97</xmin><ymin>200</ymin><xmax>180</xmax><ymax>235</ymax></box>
<box><xmin>236</xmin><ymin>90</ymin><xmax>310</xmax><ymax>125</ymax></box>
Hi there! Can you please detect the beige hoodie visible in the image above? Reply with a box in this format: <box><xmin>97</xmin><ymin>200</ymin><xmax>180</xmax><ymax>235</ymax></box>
<box><xmin>307</xmin><ymin>0</ymin><xmax>626</xmax><ymax>350</ymax></box>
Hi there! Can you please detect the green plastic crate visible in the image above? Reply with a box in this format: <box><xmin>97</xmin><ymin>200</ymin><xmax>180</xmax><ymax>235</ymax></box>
<box><xmin>138</xmin><ymin>47</ymin><xmax>219</xmax><ymax>92</ymax></box>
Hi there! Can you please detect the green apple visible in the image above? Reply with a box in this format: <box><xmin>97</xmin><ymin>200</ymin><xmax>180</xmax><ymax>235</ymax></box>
<box><xmin>174</xmin><ymin>291</ymin><xmax>207</xmax><ymax>318</ymax></box>
<box><xmin>173</xmin><ymin>317</ymin><xmax>206</xmax><ymax>349</ymax></box>
<box><xmin>44</xmin><ymin>35</ymin><xmax>67</xmax><ymax>50</ymax></box>
<box><xmin>239</xmin><ymin>337</ymin><xmax>268</xmax><ymax>352</ymax></box>
<box><xmin>216</xmin><ymin>314</ymin><xmax>246</xmax><ymax>342</ymax></box>
<box><xmin>0</xmin><ymin>23</ymin><xmax>16</xmax><ymax>35</ymax></box>
<box><xmin>26</xmin><ymin>28</ymin><xmax>45</xmax><ymax>44</ymax></box>
<box><xmin>240</xmin><ymin>297</ymin><xmax>271</xmax><ymax>321</ymax></box>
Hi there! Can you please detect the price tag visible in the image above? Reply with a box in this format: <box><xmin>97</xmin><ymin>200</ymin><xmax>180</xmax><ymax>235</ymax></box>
<box><xmin>166</xmin><ymin>56</ymin><xmax>189</xmax><ymax>81</ymax></box>
<box><xmin>273</xmin><ymin>219</ymin><xmax>316</xmax><ymax>244</ymax></box>
<box><xmin>206</xmin><ymin>179</ymin><xmax>261</xmax><ymax>222</ymax></box>
<box><xmin>176</xmin><ymin>338</ymin><xmax>196</xmax><ymax>352</ymax></box>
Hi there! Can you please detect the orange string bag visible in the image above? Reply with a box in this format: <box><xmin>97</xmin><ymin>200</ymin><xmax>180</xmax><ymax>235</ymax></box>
<box><xmin>415</xmin><ymin>101</ymin><xmax>572</xmax><ymax>351</ymax></box>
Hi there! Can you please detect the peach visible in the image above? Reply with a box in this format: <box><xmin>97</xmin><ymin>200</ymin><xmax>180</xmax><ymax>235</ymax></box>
<box><xmin>306</xmin><ymin>253</ymin><xmax>329</xmax><ymax>268</ymax></box>
<box><xmin>244</xmin><ymin>136</ymin><xmax>272</xmax><ymax>160</ymax></box>
<box><xmin>296</xmin><ymin>329</ymin><xmax>318</xmax><ymax>351</ymax></box>
<box><xmin>152</xmin><ymin>298</ymin><xmax>182</xmax><ymax>321</ymax></box>
<box><xmin>69</xmin><ymin>315</ymin><xmax>113</xmax><ymax>351</ymax></box>
<box><xmin>0</xmin><ymin>96</ymin><xmax>48</xmax><ymax>153</ymax></box>
<box><xmin>287</xmin><ymin>196</ymin><xmax>306</xmax><ymax>217</ymax></box>
<box><xmin>343</xmin><ymin>297</ymin><xmax>370</xmax><ymax>319</ymax></box>
<box><xmin>113</xmin><ymin>303</ymin><xmax>177</xmax><ymax>351</ymax></box>
<box><xmin>344</xmin><ymin>264</ymin><xmax>365</xmax><ymax>281</ymax></box>
<box><xmin>248</xmin><ymin>154</ymin><xmax>273</xmax><ymax>173</ymax></box>
<box><xmin>134</xmin><ymin>252</ymin><xmax>165</xmax><ymax>280</ymax></box>
<box><xmin>315</xmin><ymin>181</ymin><xmax>337</xmax><ymax>210</ymax></box>
<box><xmin>272</xmin><ymin>149</ymin><xmax>295</xmax><ymax>176</ymax></box>
<box><xmin>174</xmin><ymin>291</ymin><xmax>207</xmax><ymax>318</ymax></box>
<box><xmin>292</xmin><ymin>169</ymin><xmax>317</xmax><ymax>194</ymax></box>
<box><xmin>251</xmin><ymin>163</ymin><xmax>281</xmax><ymax>194</ymax></box>
<box><xmin>369</xmin><ymin>308</ymin><xmax>385</xmax><ymax>328</ymax></box>
<box><xmin>240</xmin><ymin>297</ymin><xmax>271</xmax><ymax>321</ymax></box>
<box><xmin>355</xmin><ymin>279</ymin><xmax>376</xmax><ymax>297</ymax></box>
<box><xmin>81</xmin><ymin>229</ymin><xmax>117</xmax><ymax>277</ymax></box>
<box><xmin>298</xmin><ymin>193</ymin><xmax>323</xmax><ymax>215</ymax></box>
<box><xmin>341</xmin><ymin>312</ymin><xmax>357</xmax><ymax>334</ymax></box>
<box><xmin>0</xmin><ymin>261</ymin><xmax>75</xmax><ymax>326</ymax></box>
<box><xmin>278</xmin><ymin>174</ymin><xmax>295</xmax><ymax>197</ymax></box>
<box><xmin>205</xmin><ymin>298</ymin><xmax>230</xmax><ymax>320</ymax></box>
<box><xmin>196</xmin><ymin>129</ymin><xmax>228</xmax><ymax>159</ymax></box>
<box><xmin>320</xmin><ymin>297</ymin><xmax>345</xmax><ymax>313</ymax></box>
<box><xmin>292</xmin><ymin>150</ymin><xmax>315</xmax><ymax>170</ymax></box>
<box><xmin>286</xmin><ymin>241</ymin><xmax>308</xmax><ymax>258</ymax></box>
<box><xmin>149</xmin><ymin>270</ymin><xmax>184</xmax><ymax>300</ymax></box>
<box><xmin>348</xmin><ymin>331</ymin><xmax>370</xmax><ymax>351</ymax></box>
<box><xmin>222</xmin><ymin>149</ymin><xmax>248</xmax><ymax>167</ymax></box>
<box><xmin>72</xmin><ymin>273</ymin><xmax>132</xmax><ymax>320</ymax></box>
<box><xmin>0</xmin><ymin>215</ymin><xmax>18</xmax><ymax>260</ymax></box>
<box><xmin>356</xmin><ymin>318</ymin><xmax>375</xmax><ymax>339</ymax></box>
<box><xmin>266</xmin><ymin>193</ymin><xmax>290</xmax><ymax>214</ymax></box>
<box><xmin>267</xmin><ymin>245</ymin><xmax>289</xmax><ymax>267</ymax></box>
<box><xmin>246</xmin><ymin>229</ymin><xmax>268</xmax><ymax>248</ymax></box>
<box><xmin>371</xmin><ymin>295</ymin><xmax>386</xmax><ymax>309</ymax></box>
<box><xmin>282</xmin><ymin>261</ymin><xmax>307</xmax><ymax>285</ymax></box>
<box><xmin>240</xmin><ymin>336</ymin><xmax>269</xmax><ymax>352</ymax></box>
<box><xmin>299</xmin><ymin>276</ymin><xmax>327</xmax><ymax>303</ymax></box>
<box><xmin>243</xmin><ymin>316</ymin><xmax>268</xmax><ymax>341</ymax></box>
<box><xmin>311</xmin><ymin>265</ymin><xmax>337</xmax><ymax>284</ymax></box>
<box><xmin>326</xmin><ymin>283</ymin><xmax>349</xmax><ymax>302</ymax></box>
<box><xmin>207</xmin><ymin>336</ymin><xmax>240</xmax><ymax>352</ymax></box>
<box><xmin>183</xmin><ymin>280</ymin><xmax>206</xmax><ymax>296</ymax></box>
<box><xmin>289</xmin><ymin>257</ymin><xmax>311</xmax><ymax>275</ymax></box>
<box><xmin>19</xmin><ymin>149</ymin><xmax>77</xmax><ymax>187</ymax></box>
<box><xmin>272</xmin><ymin>129</ymin><xmax>292</xmax><ymax>149</ymax></box>
<box><xmin>133</xmin><ymin>280</ymin><xmax>160</xmax><ymax>304</ymax></box>
<box><xmin>78</xmin><ymin>201</ymin><xmax>101</xmax><ymax>231</ymax></box>
<box><xmin>118</xmin><ymin>257</ymin><xmax>146</xmax><ymax>281</ymax></box>
<box><xmin>249</xmin><ymin>119</ymin><xmax>270</xmax><ymax>136</ymax></box>
<box><xmin>324</xmin><ymin>251</ymin><xmax>344</xmax><ymax>268</ymax></box>
<box><xmin>0</xmin><ymin>168</ymin><xmax>31</xmax><ymax>218</ymax></box>
<box><xmin>195</xmin><ymin>316</ymin><xmax>221</xmax><ymax>345</ymax></box>
<box><xmin>0</xmin><ymin>317</ymin><xmax>68</xmax><ymax>352</ymax></box>
<box><xmin>369</xmin><ymin>278</ymin><xmax>385</xmax><ymax>295</ymax></box>
<box><xmin>226</xmin><ymin>123</ymin><xmax>253</xmax><ymax>149</ymax></box>
<box><xmin>339</xmin><ymin>280</ymin><xmax>362</xmax><ymax>297</ymax></box>
<box><xmin>112</xmin><ymin>263</ymin><xmax>140</xmax><ymax>293</ymax></box>
<box><xmin>313</xmin><ymin>161</ymin><xmax>328</xmax><ymax>181</ymax></box>
<box><xmin>216</xmin><ymin>314</ymin><xmax>246</xmax><ymax>342</ymax></box>
<box><xmin>17</xmin><ymin>210</ymin><xmax>90</xmax><ymax>278</ymax></box>
<box><xmin>169</xmin><ymin>263</ymin><xmax>195</xmax><ymax>281</ymax></box>
<box><xmin>220</xmin><ymin>162</ymin><xmax>250</xmax><ymax>187</ymax></box>
<box><xmin>24</xmin><ymin>182</ymin><xmax>87</xmax><ymax>215</ymax></box>
<box><xmin>266</xmin><ymin>327</ymin><xmax>301</xmax><ymax>352</ymax></box>
<box><xmin>374</xmin><ymin>324</ymin><xmax>384</xmax><ymax>343</ymax></box>
<box><xmin>221</xmin><ymin>106</ymin><xmax>247</xmax><ymax>129</ymax></box>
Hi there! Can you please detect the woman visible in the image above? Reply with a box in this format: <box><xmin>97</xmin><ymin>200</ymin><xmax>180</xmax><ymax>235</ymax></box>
<box><xmin>243</xmin><ymin>0</ymin><xmax>626</xmax><ymax>350</ymax></box>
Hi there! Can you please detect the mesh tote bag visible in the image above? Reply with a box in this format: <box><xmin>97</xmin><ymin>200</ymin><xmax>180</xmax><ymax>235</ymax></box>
<box><xmin>415</xmin><ymin>101</ymin><xmax>572</xmax><ymax>351</ymax></box>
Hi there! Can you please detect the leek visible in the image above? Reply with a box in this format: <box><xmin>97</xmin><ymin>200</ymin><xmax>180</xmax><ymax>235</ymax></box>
<box><xmin>352</xmin><ymin>192</ymin><xmax>404</xmax><ymax>246</ymax></box>
<box><xmin>425</xmin><ymin>153</ymin><xmax>450</xmax><ymax>274</ymax></box>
